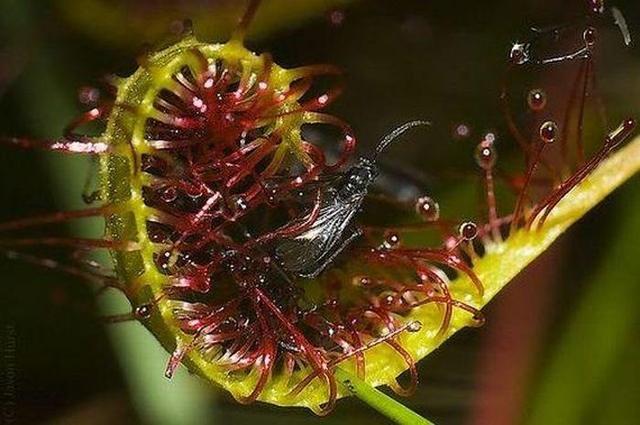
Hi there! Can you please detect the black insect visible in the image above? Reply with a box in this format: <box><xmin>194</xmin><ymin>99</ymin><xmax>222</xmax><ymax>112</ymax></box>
<box><xmin>270</xmin><ymin>120</ymin><xmax>430</xmax><ymax>279</ymax></box>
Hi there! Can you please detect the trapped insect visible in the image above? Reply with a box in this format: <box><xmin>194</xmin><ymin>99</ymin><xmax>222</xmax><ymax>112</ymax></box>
<box><xmin>1</xmin><ymin>0</ymin><xmax>638</xmax><ymax>420</ymax></box>
<box><xmin>270</xmin><ymin>120</ymin><xmax>431</xmax><ymax>279</ymax></box>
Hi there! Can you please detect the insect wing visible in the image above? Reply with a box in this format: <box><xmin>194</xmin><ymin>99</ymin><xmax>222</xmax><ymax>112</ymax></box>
<box><xmin>264</xmin><ymin>173</ymin><xmax>343</xmax><ymax>204</ymax></box>
<box><xmin>275</xmin><ymin>199</ymin><xmax>359</xmax><ymax>275</ymax></box>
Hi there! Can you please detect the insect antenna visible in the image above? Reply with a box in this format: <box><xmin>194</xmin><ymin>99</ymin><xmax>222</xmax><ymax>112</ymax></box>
<box><xmin>373</xmin><ymin>120</ymin><xmax>431</xmax><ymax>161</ymax></box>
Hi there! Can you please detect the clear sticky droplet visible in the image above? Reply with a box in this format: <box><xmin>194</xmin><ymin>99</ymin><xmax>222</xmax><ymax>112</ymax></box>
<box><xmin>232</xmin><ymin>195</ymin><xmax>248</xmax><ymax>213</ymax></box>
<box><xmin>327</xmin><ymin>9</ymin><xmax>345</xmax><ymax>26</ymax></box>
<box><xmin>509</xmin><ymin>42</ymin><xmax>530</xmax><ymax>65</ymax></box>
<box><xmin>407</xmin><ymin>321</ymin><xmax>422</xmax><ymax>332</ymax></box>
<box><xmin>459</xmin><ymin>221</ymin><xmax>478</xmax><ymax>241</ymax></box>
<box><xmin>587</xmin><ymin>0</ymin><xmax>604</xmax><ymax>14</ymax></box>
<box><xmin>583</xmin><ymin>27</ymin><xmax>597</xmax><ymax>47</ymax></box>
<box><xmin>415</xmin><ymin>196</ymin><xmax>440</xmax><ymax>222</ymax></box>
<box><xmin>358</xmin><ymin>276</ymin><xmax>372</xmax><ymax>287</ymax></box>
<box><xmin>161</xmin><ymin>186</ymin><xmax>178</xmax><ymax>203</ymax></box>
<box><xmin>474</xmin><ymin>138</ymin><xmax>497</xmax><ymax>170</ymax></box>
<box><xmin>78</xmin><ymin>86</ymin><xmax>100</xmax><ymax>106</ymax></box>
<box><xmin>539</xmin><ymin>121</ymin><xmax>559</xmax><ymax>143</ymax></box>
<box><xmin>135</xmin><ymin>304</ymin><xmax>152</xmax><ymax>320</ymax></box>
<box><xmin>527</xmin><ymin>89</ymin><xmax>547</xmax><ymax>111</ymax></box>
<box><xmin>383</xmin><ymin>231</ymin><xmax>401</xmax><ymax>250</ymax></box>
<box><xmin>453</xmin><ymin>123</ymin><xmax>471</xmax><ymax>140</ymax></box>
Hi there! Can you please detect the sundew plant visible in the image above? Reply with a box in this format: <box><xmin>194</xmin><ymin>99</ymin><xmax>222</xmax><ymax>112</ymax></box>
<box><xmin>1</xmin><ymin>1</ymin><xmax>639</xmax><ymax>424</ymax></box>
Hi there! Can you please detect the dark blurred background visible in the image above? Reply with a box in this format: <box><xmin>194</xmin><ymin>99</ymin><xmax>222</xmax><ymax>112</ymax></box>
<box><xmin>1</xmin><ymin>0</ymin><xmax>640</xmax><ymax>424</ymax></box>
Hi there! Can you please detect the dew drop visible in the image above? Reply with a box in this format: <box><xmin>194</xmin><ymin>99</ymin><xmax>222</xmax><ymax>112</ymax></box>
<box><xmin>192</xmin><ymin>96</ymin><xmax>206</xmax><ymax>110</ymax></box>
<box><xmin>266</xmin><ymin>189</ymin><xmax>278</xmax><ymax>204</ymax></box>
<box><xmin>78</xmin><ymin>86</ymin><xmax>100</xmax><ymax>106</ymax></box>
<box><xmin>527</xmin><ymin>89</ymin><xmax>547</xmax><ymax>111</ymax></box>
<box><xmin>453</xmin><ymin>123</ymin><xmax>471</xmax><ymax>140</ymax></box>
<box><xmin>539</xmin><ymin>121</ymin><xmax>559</xmax><ymax>143</ymax></box>
<box><xmin>326</xmin><ymin>323</ymin><xmax>337</xmax><ymax>337</ymax></box>
<box><xmin>509</xmin><ymin>42</ymin><xmax>529</xmax><ymax>65</ymax></box>
<box><xmin>327</xmin><ymin>9</ymin><xmax>345</xmax><ymax>26</ymax></box>
<box><xmin>154</xmin><ymin>250</ymin><xmax>173</xmax><ymax>272</ymax></box>
<box><xmin>262</xmin><ymin>181</ymin><xmax>279</xmax><ymax>204</ymax></box>
<box><xmin>147</xmin><ymin>221</ymin><xmax>174</xmax><ymax>243</ymax></box>
<box><xmin>185</xmin><ymin>185</ymin><xmax>204</xmax><ymax>199</ymax></box>
<box><xmin>474</xmin><ymin>138</ymin><xmax>497</xmax><ymax>170</ymax></box>
<box><xmin>82</xmin><ymin>190</ymin><xmax>101</xmax><ymax>205</ymax></box>
<box><xmin>359</xmin><ymin>276</ymin><xmax>372</xmax><ymax>287</ymax></box>
<box><xmin>383</xmin><ymin>231</ymin><xmax>401</xmax><ymax>249</ymax></box>
<box><xmin>325</xmin><ymin>298</ymin><xmax>339</xmax><ymax>309</ymax></box>
<box><xmin>135</xmin><ymin>304</ymin><xmax>152</xmax><ymax>320</ymax></box>
<box><xmin>407</xmin><ymin>321</ymin><xmax>422</xmax><ymax>332</ymax></box>
<box><xmin>583</xmin><ymin>27</ymin><xmax>597</xmax><ymax>47</ymax></box>
<box><xmin>221</xmin><ymin>250</ymin><xmax>240</xmax><ymax>272</ymax></box>
<box><xmin>459</xmin><ymin>221</ymin><xmax>478</xmax><ymax>241</ymax></box>
<box><xmin>231</xmin><ymin>195</ymin><xmax>248</xmax><ymax>213</ymax></box>
<box><xmin>141</xmin><ymin>154</ymin><xmax>168</xmax><ymax>176</ymax></box>
<box><xmin>264</xmin><ymin>185</ymin><xmax>278</xmax><ymax>205</ymax></box>
<box><xmin>624</xmin><ymin>118</ymin><xmax>636</xmax><ymax>131</ymax></box>
<box><xmin>161</xmin><ymin>186</ymin><xmax>178</xmax><ymax>203</ymax></box>
<box><xmin>587</xmin><ymin>0</ymin><xmax>604</xmax><ymax>14</ymax></box>
<box><xmin>415</xmin><ymin>196</ymin><xmax>440</xmax><ymax>222</ymax></box>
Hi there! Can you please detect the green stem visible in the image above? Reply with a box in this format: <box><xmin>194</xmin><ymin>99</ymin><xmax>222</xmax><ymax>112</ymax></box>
<box><xmin>335</xmin><ymin>367</ymin><xmax>435</xmax><ymax>425</ymax></box>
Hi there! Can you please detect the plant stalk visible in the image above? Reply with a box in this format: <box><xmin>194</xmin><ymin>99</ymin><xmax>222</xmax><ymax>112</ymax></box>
<box><xmin>335</xmin><ymin>367</ymin><xmax>435</xmax><ymax>425</ymax></box>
